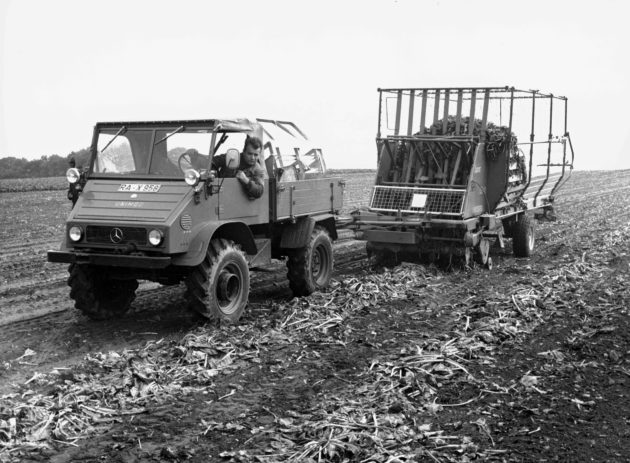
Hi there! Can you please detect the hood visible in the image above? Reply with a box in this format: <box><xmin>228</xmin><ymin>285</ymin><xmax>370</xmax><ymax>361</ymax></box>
<box><xmin>70</xmin><ymin>179</ymin><xmax>192</xmax><ymax>224</ymax></box>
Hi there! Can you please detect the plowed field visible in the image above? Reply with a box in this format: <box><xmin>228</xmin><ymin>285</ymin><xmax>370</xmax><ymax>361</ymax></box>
<box><xmin>1</xmin><ymin>170</ymin><xmax>629</xmax><ymax>462</ymax></box>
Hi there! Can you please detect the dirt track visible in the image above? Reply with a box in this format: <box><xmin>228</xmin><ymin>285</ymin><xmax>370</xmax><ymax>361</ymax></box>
<box><xmin>1</xmin><ymin>170</ymin><xmax>630</xmax><ymax>462</ymax></box>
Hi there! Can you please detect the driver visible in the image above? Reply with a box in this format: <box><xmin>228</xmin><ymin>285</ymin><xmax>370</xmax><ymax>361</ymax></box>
<box><xmin>212</xmin><ymin>136</ymin><xmax>264</xmax><ymax>199</ymax></box>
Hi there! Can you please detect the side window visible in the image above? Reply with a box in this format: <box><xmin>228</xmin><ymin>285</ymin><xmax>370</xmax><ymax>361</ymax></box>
<box><xmin>95</xmin><ymin>135</ymin><xmax>134</xmax><ymax>173</ymax></box>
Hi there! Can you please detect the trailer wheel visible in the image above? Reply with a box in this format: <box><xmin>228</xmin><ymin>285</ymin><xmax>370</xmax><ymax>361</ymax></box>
<box><xmin>287</xmin><ymin>227</ymin><xmax>333</xmax><ymax>297</ymax></box>
<box><xmin>186</xmin><ymin>239</ymin><xmax>250</xmax><ymax>323</ymax></box>
<box><xmin>474</xmin><ymin>238</ymin><xmax>491</xmax><ymax>267</ymax></box>
<box><xmin>513</xmin><ymin>214</ymin><xmax>535</xmax><ymax>257</ymax></box>
<box><xmin>68</xmin><ymin>264</ymin><xmax>138</xmax><ymax>320</ymax></box>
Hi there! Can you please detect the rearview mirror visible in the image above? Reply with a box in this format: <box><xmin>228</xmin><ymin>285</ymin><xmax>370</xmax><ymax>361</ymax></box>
<box><xmin>226</xmin><ymin>148</ymin><xmax>239</xmax><ymax>168</ymax></box>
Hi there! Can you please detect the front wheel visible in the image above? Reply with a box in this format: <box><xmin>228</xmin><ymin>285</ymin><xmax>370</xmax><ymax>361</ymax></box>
<box><xmin>287</xmin><ymin>227</ymin><xmax>333</xmax><ymax>297</ymax></box>
<box><xmin>68</xmin><ymin>264</ymin><xmax>138</xmax><ymax>320</ymax></box>
<box><xmin>513</xmin><ymin>214</ymin><xmax>535</xmax><ymax>257</ymax></box>
<box><xmin>185</xmin><ymin>239</ymin><xmax>250</xmax><ymax>323</ymax></box>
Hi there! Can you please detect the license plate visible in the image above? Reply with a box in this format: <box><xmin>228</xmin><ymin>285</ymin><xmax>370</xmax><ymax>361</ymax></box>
<box><xmin>118</xmin><ymin>183</ymin><xmax>161</xmax><ymax>193</ymax></box>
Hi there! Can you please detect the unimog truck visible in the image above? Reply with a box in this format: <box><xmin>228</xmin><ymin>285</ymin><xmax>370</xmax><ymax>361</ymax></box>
<box><xmin>352</xmin><ymin>86</ymin><xmax>574</xmax><ymax>267</ymax></box>
<box><xmin>48</xmin><ymin>118</ymin><xmax>344</xmax><ymax>322</ymax></box>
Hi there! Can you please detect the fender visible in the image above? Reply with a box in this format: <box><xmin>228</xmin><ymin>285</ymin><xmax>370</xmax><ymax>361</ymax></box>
<box><xmin>172</xmin><ymin>221</ymin><xmax>257</xmax><ymax>267</ymax></box>
<box><xmin>311</xmin><ymin>213</ymin><xmax>338</xmax><ymax>241</ymax></box>
<box><xmin>280</xmin><ymin>213</ymin><xmax>338</xmax><ymax>249</ymax></box>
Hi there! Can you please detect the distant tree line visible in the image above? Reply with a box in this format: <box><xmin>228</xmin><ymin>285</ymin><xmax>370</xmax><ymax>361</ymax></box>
<box><xmin>0</xmin><ymin>149</ymin><xmax>91</xmax><ymax>179</ymax></box>
<box><xmin>0</xmin><ymin>149</ymin><xmax>375</xmax><ymax>179</ymax></box>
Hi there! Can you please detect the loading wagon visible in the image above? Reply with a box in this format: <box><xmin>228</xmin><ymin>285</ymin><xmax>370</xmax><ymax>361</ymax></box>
<box><xmin>352</xmin><ymin>86</ymin><xmax>575</xmax><ymax>267</ymax></box>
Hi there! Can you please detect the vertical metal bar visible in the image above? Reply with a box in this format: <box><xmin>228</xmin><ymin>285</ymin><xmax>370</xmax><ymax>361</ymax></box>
<box><xmin>442</xmin><ymin>89</ymin><xmax>450</xmax><ymax>133</ymax></box>
<box><xmin>403</xmin><ymin>142</ymin><xmax>416</xmax><ymax>182</ymax></box>
<box><xmin>551</xmin><ymin>98</ymin><xmax>569</xmax><ymax>197</ymax></box>
<box><xmin>455</xmin><ymin>89</ymin><xmax>463</xmax><ymax>134</ymax></box>
<box><xmin>330</xmin><ymin>182</ymin><xmax>334</xmax><ymax>213</ymax></box>
<box><xmin>450</xmin><ymin>145</ymin><xmax>463</xmax><ymax>185</ymax></box>
<box><xmin>468</xmin><ymin>89</ymin><xmax>477</xmax><ymax>135</ymax></box>
<box><xmin>419</xmin><ymin>90</ymin><xmax>428</xmax><ymax>134</ymax></box>
<box><xmin>517</xmin><ymin>91</ymin><xmax>537</xmax><ymax>203</ymax></box>
<box><xmin>402</xmin><ymin>90</ymin><xmax>417</xmax><ymax>182</ymax></box>
<box><xmin>534</xmin><ymin>95</ymin><xmax>554</xmax><ymax>206</ymax></box>
<box><xmin>407</xmin><ymin>90</ymin><xmax>415</xmax><ymax>136</ymax></box>
<box><xmin>441</xmin><ymin>89</ymin><xmax>450</xmax><ymax>183</ymax></box>
<box><xmin>504</xmin><ymin>88</ymin><xmax>514</xmax><ymax>193</ymax></box>
<box><xmin>377</xmin><ymin>89</ymin><xmax>383</xmax><ymax>139</ymax></box>
<box><xmin>479</xmin><ymin>89</ymin><xmax>490</xmax><ymax>143</ymax></box>
<box><xmin>394</xmin><ymin>90</ymin><xmax>402</xmax><ymax>136</ymax></box>
<box><xmin>566</xmin><ymin>99</ymin><xmax>573</xmax><ymax>165</ymax></box>
<box><xmin>415</xmin><ymin>90</ymin><xmax>429</xmax><ymax>183</ymax></box>
<box><xmin>431</xmin><ymin>89</ymin><xmax>441</xmax><ymax>135</ymax></box>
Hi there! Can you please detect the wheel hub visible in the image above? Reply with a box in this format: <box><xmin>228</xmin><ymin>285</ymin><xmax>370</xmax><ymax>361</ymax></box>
<box><xmin>311</xmin><ymin>248</ymin><xmax>322</xmax><ymax>277</ymax></box>
<box><xmin>217</xmin><ymin>270</ymin><xmax>240</xmax><ymax>303</ymax></box>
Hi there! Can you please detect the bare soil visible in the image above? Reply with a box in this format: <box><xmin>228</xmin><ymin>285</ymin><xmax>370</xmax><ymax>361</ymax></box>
<box><xmin>1</xmin><ymin>170</ymin><xmax>630</xmax><ymax>462</ymax></box>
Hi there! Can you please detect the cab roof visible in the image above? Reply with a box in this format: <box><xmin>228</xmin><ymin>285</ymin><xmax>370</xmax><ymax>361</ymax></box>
<box><xmin>95</xmin><ymin>118</ymin><xmax>260</xmax><ymax>132</ymax></box>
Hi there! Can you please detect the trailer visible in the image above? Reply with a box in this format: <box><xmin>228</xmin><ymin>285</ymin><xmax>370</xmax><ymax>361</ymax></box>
<box><xmin>352</xmin><ymin>86</ymin><xmax>575</xmax><ymax>267</ymax></box>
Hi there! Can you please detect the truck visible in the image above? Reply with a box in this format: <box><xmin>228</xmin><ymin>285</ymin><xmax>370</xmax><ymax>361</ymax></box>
<box><xmin>351</xmin><ymin>86</ymin><xmax>574</xmax><ymax>267</ymax></box>
<box><xmin>48</xmin><ymin>118</ymin><xmax>344</xmax><ymax>322</ymax></box>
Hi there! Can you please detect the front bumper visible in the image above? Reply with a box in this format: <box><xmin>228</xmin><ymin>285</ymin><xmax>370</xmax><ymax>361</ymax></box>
<box><xmin>47</xmin><ymin>250</ymin><xmax>172</xmax><ymax>269</ymax></box>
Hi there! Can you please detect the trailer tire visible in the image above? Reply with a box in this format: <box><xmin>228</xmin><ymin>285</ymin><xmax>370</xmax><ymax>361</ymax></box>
<box><xmin>68</xmin><ymin>264</ymin><xmax>138</xmax><ymax>320</ymax></box>
<box><xmin>513</xmin><ymin>214</ymin><xmax>535</xmax><ymax>257</ymax></box>
<box><xmin>186</xmin><ymin>239</ymin><xmax>250</xmax><ymax>323</ymax></box>
<box><xmin>287</xmin><ymin>227</ymin><xmax>333</xmax><ymax>297</ymax></box>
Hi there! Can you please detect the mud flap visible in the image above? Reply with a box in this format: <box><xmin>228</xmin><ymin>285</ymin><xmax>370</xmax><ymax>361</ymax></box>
<box><xmin>280</xmin><ymin>217</ymin><xmax>315</xmax><ymax>249</ymax></box>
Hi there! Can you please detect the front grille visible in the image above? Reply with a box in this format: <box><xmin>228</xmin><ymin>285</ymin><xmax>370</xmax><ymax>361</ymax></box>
<box><xmin>370</xmin><ymin>186</ymin><xmax>465</xmax><ymax>215</ymax></box>
<box><xmin>85</xmin><ymin>226</ymin><xmax>148</xmax><ymax>245</ymax></box>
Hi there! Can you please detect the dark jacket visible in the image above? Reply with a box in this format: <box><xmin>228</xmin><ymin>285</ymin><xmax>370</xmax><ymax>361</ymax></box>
<box><xmin>212</xmin><ymin>153</ymin><xmax>265</xmax><ymax>199</ymax></box>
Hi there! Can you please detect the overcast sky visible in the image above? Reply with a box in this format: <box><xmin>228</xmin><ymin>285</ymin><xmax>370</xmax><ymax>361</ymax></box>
<box><xmin>1</xmin><ymin>0</ymin><xmax>628</xmax><ymax>170</ymax></box>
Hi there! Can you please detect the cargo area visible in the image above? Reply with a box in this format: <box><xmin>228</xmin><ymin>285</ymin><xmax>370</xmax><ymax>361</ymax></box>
<box><xmin>369</xmin><ymin>86</ymin><xmax>574</xmax><ymax>219</ymax></box>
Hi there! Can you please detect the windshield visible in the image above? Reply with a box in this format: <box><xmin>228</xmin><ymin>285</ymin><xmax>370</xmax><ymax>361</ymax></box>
<box><xmin>93</xmin><ymin>127</ymin><xmax>216</xmax><ymax>177</ymax></box>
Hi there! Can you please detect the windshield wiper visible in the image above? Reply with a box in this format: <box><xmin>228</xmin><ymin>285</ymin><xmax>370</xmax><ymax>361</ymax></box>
<box><xmin>213</xmin><ymin>133</ymin><xmax>228</xmax><ymax>155</ymax></box>
<box><xmin>100</xmin><ymin>126</ymin><xmax>127</xmax><ymax>153</ymax></box>
<box><xmin>154</xmin><ymin>125</ymin><xmax>185</xmax><ymax>145</ymax></box>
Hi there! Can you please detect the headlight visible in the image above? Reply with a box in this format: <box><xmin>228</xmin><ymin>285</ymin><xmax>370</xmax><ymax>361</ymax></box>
<box><xmin>148</xmin><ymin>229</ymin><xmax>163</xmax><ymax>246</ymax></box>
<box><xmin>66</xmin><ymin>168</ymin><xmax>81</xmax><ymax>184</ymax></box>
<box><xmin>68</xmin><ymin>226</ymin><xmax>83</xmax><ymax>242</ymax></box>
<box><xmin>184</xmin><ymin>169</ymin><xmax>200</xmax><ymax>186</ymax></box>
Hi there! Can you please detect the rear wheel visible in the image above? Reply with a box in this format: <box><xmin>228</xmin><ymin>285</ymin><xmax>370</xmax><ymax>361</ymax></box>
<box><xmin>287</xmin><ymin>227</ymin><xmax>333</xmax><ymax>296</ymax></box>
<box><xmin>186</xmin><ymin>239</ymin><xmax>250</xmax><ymax>322</ymax></box>
<box><xmin>68</xmin><ymin>264</ymin><xmax>138</xmax><ymax>320</ymax></box>
<box><xmin>513</xmin><ymin>214</ymin><xmax>535</xmax><ymax>257</ymax></box>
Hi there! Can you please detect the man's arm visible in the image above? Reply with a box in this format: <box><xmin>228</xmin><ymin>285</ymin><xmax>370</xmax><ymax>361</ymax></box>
<box><xmin>238</xmin><ymin>166</ymin><xmax>265</xmax><ymax>199</ymax></box>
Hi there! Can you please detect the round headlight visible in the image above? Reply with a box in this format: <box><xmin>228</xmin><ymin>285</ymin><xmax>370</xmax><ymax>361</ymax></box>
<box><xmin>69</xmin><ymin>226</ymin><xmax>83</xmax><ymax>242</ymax></box>
<box><xmin>148</xmin><ymin>229</ymin><xmax>163</xmax><ymax>246</ymax></box>
<box><xmin>184</xmin><ymin>169</ymin><xmax>200</xmax><ymax>186</ymax></box>
<box><xmin>66</xmin><ymin>168</ymin><xmax>81</xmax><ymax>184</ymax></box>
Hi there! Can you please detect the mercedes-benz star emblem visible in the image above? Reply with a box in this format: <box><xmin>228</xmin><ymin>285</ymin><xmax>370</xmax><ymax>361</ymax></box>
<box><xmin>110</xmin><ymin>228</ymin><xmax>124</xmax><ymax>244</ymax></box>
